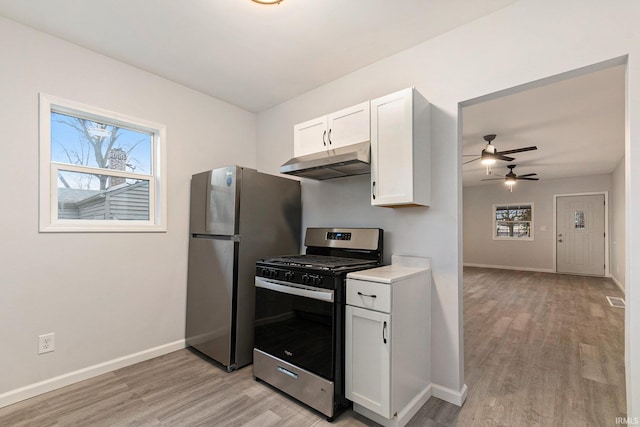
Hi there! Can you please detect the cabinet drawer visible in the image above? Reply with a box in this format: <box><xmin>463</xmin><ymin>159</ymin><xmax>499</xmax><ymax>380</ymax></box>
<box><xmin>346</xmin><ymin>279</ymin><xmax>391</xmax><ymax>313</ymax></box>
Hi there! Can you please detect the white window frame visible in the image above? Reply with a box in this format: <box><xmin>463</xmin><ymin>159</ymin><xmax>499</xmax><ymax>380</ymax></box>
<box><xmin>39</xmin><ymin>93</ymin><xmax>167</xmax><ymax>232</ymax></box>
<box><xmin>492</xmin><ymin>203</ymin><xmax>534</xmax><ymax>241</ymax></box>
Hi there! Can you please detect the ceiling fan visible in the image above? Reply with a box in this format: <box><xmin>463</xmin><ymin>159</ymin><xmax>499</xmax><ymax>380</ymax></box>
<box><xmin>481</xmin><ymin>164</ymin><xmax>539</xmax><ymax>191</ymax></box>
<box><xmin>463</xmin><ymin>134</ymin><xmax>538</xmax><ymax>173</ymax></box>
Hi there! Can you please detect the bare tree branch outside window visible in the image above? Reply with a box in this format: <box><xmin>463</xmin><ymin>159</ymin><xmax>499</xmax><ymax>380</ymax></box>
<box><xmin>51</xmin><ymin>112</ymin><xmax>151</xmax><ymax>191</ymax></box>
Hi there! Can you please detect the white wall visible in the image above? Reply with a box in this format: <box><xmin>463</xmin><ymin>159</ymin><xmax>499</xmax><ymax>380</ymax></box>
<box><xmin>612</xmin><ymin>157</ymin><xmax>626</xmax><ymax>290</ymax></box>
<box><xmin>464</xmin><ymin>174</ymin><xmax>613</xmax><ymax>272</ymax></box>
<box><xmin>0</xmin><ymin>17</ymin><xmax>256</xmax><ymax>402</ymax></box>
<box><xmin>256</xmin><ymin>0</ymin><xmax>640</xmax><ymax>414</ymax></box>
<box><xmin>2</xmin><ymin>0</ymin><xmax>639</xmax><ymax>417</ymax></box>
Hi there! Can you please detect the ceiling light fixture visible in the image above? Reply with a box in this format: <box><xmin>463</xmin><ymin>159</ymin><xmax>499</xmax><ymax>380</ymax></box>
<box><xmin>505</xmin><ymin>176</ymin><xmax>516</xmax><ymax>192</ymax></box>
<box><xmin>251</xmin><ymin>0</ymin><xmax>283</xmax><ymax>4</ymax></box>
<box><xmin>480</xmin><ymin>140</ymin><xmax>496</xmax><ymax>174</ymax></box>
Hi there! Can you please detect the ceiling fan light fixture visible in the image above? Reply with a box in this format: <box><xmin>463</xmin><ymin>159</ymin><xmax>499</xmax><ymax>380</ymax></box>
<box><xmin>505</xmin><ymin>178</ymin><xmax>516</xmax><ymax>192</ymax></box>
<box><xmin>251</xmin><ymin>0</ymin><xmax>283</xmax><ymax>4</ymax></box>
<box><xmin>481</xmin><ymin>157</ymin><xmax>496</xmax><ymax>166</ymax></box>
<box><xmin>480</xmin><ymin>149</ymin><xmax>496</xmax><ymax>166</ymax></box>
<box><xmin>484</xmin><ymin>143</ymin><xmax>496</xmax><ymax>154</ymax></box>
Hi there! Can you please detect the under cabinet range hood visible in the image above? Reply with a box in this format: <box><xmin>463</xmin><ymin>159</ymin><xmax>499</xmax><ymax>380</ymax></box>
<box><xmin>279</xmin><ymin>142</ymin><xmax>371</xmax><ymax>180</ymax></box>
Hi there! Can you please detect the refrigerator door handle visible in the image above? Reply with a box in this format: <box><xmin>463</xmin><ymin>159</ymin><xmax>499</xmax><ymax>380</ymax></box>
<box><xmin>192</xmin><ymin>234</ymin><xmax>241</xmax><ymax>242</ymax></box>
<box><xmin>255</xmin><ymin>278</ymin><xmax>334</xmax><ymax>302</ymax></box>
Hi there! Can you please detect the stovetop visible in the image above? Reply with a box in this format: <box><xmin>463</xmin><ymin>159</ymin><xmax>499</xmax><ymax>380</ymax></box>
<box><xmin>256</xmin><ymin>254</ymin><xmax>380</xmax><ymax>289</ymax></box>
<box><xmin>256</xmin><ymin>227</ymin><xmax>383</xmax><ymax>288</ymax></box>
<box><xmin>258</xmin><ymin>254</ymin><xmax>377</xmax><ymax>271</ymax></box>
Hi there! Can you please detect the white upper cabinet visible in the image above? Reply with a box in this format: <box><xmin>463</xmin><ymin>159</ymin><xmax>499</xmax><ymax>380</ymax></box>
<box><xmin>293</xmin><ymin>115</ymin><xmax>328</xmax><ymax>157</ymax></box>
<box><xmin>293</xmin><ymin>101</ymin><xmax>370</xmax><ymax>158</ymax></box>
<box><xmin>370</xmin><ymin>88</ymin><xmax>430</xmax><ymax>207</ymax></box>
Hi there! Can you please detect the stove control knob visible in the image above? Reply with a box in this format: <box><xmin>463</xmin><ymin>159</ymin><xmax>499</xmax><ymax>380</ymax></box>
<box><xmin>284</xmin><ymin>271</ymin><xmax>294</xmax><ymax>281</ymax></box>
<box><xmin>314</xmin><ymin>276</ymin><xmax>323</xmax><ymax>285</ymax></box>
<box><xmin>261</xmin><ymin>268</ymin><xmax>269</xmax><ymax>277</ymax></box>
<box><xmin>270</xmin><ymin>270</ymin><xmax>279</xmax><ymax>279</ymax></box>
<box><xmin>302</xmin><ymin>274</ymin><xmax>310</xmax><ymax>284</ymax></box>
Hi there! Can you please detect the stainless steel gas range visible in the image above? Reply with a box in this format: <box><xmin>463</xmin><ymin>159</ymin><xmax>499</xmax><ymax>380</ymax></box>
<box><xmin>253</xmin><ymin>227</ymin><xmax>383</xmax><ymax>421</ymax></box>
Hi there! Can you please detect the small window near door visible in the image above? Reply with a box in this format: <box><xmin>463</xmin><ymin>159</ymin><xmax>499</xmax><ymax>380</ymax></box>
<box><xmin>493</xmin><ymin>204</ymin><xmax>533</xmax><ymax>240</ymax></box>
<box><xmin>574</xmin><ymin>210</ymin><xmax>585</xmax><ymax>229</ymax></box>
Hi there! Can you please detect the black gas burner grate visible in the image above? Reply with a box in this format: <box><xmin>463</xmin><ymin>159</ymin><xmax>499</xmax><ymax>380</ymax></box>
<box><xmin>261</xmin><ymin>254</ymin><xmax>377</xmax><ymax>270</ymax></box>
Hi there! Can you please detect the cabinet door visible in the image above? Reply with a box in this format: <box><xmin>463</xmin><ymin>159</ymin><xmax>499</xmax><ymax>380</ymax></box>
<box><xmin>293</xmin><ymin>115</ymin><xmax>328</xmax><ymax>157</ymax></box>
<box><xmin>327</xmin><ymin>101</ymin><xmax>370</xmax><ymax>150</ymax></box>
<box><xmin>370</xmin><ymin>88</ymin><xmax>414</xmax><ymax>206</ymax></box>
<box><xmin>345</xmin><ymin>305</ymin><xmax>391</xmax><ymax>418</ymax></box>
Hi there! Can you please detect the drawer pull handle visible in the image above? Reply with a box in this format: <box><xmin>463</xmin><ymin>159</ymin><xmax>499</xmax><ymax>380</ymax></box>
<box><xmin>277</xmin><ymin>366</ymin><xmax>298</xmax><ymax>379</ymax></box>
<box><xmin>357</xmin><ymin>291</ymin><xmax>377</xmax><ymax>298</ymax></box>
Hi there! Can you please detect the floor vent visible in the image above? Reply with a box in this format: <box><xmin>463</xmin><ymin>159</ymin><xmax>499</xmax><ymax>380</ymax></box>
<box><xmin>606</xmin><ymin>296</ymin><xmax>625</xmax><ymax>308</ymax></box>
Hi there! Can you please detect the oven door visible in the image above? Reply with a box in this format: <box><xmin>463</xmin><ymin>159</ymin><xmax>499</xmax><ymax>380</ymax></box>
<box><xmin>254</xmin><ymin>277</ymin><xmax>335</xmax><ymax>380</ymax></box>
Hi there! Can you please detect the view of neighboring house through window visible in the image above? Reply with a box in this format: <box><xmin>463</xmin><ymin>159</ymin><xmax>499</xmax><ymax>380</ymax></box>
<box><xmin>493</xmin><ymin>204</ymin><xmax>533</xmax><ymax>240</ymax></box>
<box><xmin>39</xmin><ymin>94</ymin><xmax>166</xmax><ymax>232</ymax></box>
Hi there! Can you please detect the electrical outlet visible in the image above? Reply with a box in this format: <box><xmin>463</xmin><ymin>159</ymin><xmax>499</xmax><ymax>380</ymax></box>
<box><xmin>38</xmin><ymin>333</ymin><xmax>55</xmax><ymax>354</ymax></box>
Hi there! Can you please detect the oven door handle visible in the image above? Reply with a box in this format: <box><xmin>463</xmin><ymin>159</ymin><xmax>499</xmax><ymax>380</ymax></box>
<box><xmin>255</xmin><ymin>278</ymin><xmax>334</xmax><ymax>303</ymax></box>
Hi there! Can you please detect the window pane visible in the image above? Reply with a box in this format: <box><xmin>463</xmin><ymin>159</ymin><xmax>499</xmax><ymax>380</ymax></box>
<box><xmin>575</xmin><ymin>210</ymin><xmax>585</xmax><ymax>229</ymax></box>
<box><xmin>50</xmin><ymin>112</ymin><xmax>152</xmax><ymax>175</ymax></box>
<box><xmin>495</xmin><ymin>206</ymin><xmax>531</xmax><ymax>222</ymax></box>
<box><xmin>496</xmin><ymin>221</ymin><xmax>531</xmax><ymax>238</ymax></box>
<box><xmin>57</xmin><ymin>170</ymin><xmax>149</xmax><ymax>221</ymax></box>
<box><xmin>495</xmin><ymin>204</ymin><xmax>533</xmax><ymax>238</ymax></box>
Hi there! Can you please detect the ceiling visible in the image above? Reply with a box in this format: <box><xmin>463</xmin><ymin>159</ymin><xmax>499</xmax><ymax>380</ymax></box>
<box><xmin>0</xmin><ymin>0</ymin><xmax>516</xmax><ymax>113</ymax></box>
<box><xmin>462</xmin><ymin>64</ymin><xmax>625</xmax><ymax>188</ymax></box>
<box><xmin>0</xmin><ymin>1</ymin><xmax>625</xmax><ymax>185</ymax></box>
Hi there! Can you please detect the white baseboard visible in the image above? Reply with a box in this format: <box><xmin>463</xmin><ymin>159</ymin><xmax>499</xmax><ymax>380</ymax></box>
<box><xmin>431</xmin><ymin>383</ymin><xmax>468</xmax><ymax>406</ymax></box>
<box><xmin>396</xmin><ymin>385</ymin><xmax>433</xmax><ymax>425</ymax></box>
<box><xmin>0</xmin><ymin>339</ymin><xmax>186</xmax><ymax>409</ymax></box>
<box><xmin>610</xmin><ymin>275</ymin><xmax>625</xmax><ymax>294</ymax></box>
<box><xmin>353</xmin><ymin>384</ymin><xmax>432</xmax><ymax>427</ymax></box>
<box><xmin>463</xmin><ymin>263</ymin><xmax>555</xmax><ymax>273</ymax></box>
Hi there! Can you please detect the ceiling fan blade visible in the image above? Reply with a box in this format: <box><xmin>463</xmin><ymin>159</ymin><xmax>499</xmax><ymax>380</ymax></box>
<box><xmin>495</xmin><ymin>154</ymin><xmax>515</xmax><ymax>161</ymax></box>
<box><xmin>517</xmin><ymin>177</ymin><xmax>539</xmax><ymax>181</ymax></box>
<box><xmin>518</xmin><ymin>173</ymin><xmax>538</xmax><ymax>178</ymax></box>
<box><xmin>497</xmin><ymin>146</ymin><xmax>538</xmax><ymax>155</ymax></box>
<box><xmin>480</xmin><ymin>178</ymin><xmax>505</xmax><ymax>181</ymax></box>
<box><xmin>463</xmin><ymin>158</ymin><xmax>480</xmax><ymax>165</ymax></box>
<box><xmin>462</xmin><ymin>154</ymin><xmax>479</xmax><ymax>157</ymax></box>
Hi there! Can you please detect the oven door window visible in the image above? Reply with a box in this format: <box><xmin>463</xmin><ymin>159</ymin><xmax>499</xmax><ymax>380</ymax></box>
<box><xmin>255</xmin><ymin>285</ymin><xmax>334</xmax><ymax>379</ymax></box>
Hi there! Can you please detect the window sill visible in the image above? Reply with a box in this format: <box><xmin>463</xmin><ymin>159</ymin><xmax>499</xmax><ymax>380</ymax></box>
<box><xmin>39</xmin><ymin>222</ymin><xmax>167</xmax><ymax>233</ymax></box>
<box><xmin>492</xmin><ymin>237</ymin><xmax>534</xmax><ymax>241</ymax></box>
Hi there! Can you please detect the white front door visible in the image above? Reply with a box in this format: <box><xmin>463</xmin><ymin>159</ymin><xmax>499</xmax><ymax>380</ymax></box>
<box><xmin>556</xmin><ymin>194</ymin><xmax>605</xmax><ymax>275</ymax></box>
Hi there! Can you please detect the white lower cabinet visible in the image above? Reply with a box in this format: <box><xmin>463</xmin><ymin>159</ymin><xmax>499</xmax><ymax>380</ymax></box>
<box><xmin>345</xmin><ymin>305</ymin><xmax>392</xmax><ymax>417</ymax></box>
<box><xmin>345</xmin><ymin>256</ymin><xmax>431</xmax><ymax>427</ymax></box>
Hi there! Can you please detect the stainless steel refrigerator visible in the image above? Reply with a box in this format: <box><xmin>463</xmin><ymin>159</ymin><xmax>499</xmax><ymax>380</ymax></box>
<box><xmin>186</xmin><ymin>166</ymin><xmax>301</xmax><ymax>371</ymax></box>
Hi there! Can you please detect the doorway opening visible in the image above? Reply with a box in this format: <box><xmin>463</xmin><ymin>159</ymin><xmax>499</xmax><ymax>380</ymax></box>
<box><xmin>459</xmin><ymin>57</ymin><xmax>627</xmax><ymax>424</ymax></box>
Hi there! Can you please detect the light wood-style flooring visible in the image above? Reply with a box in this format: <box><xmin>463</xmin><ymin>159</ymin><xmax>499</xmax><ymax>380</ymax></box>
<box><xmin>0</xmin><ymin>268</ymin><xmax>626</xmax><ymax>426</ymax></box>
<box><xmin>451</xmin><ymin>268</ymin><xmax>626</xmax><ymax>426</ymax></box>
